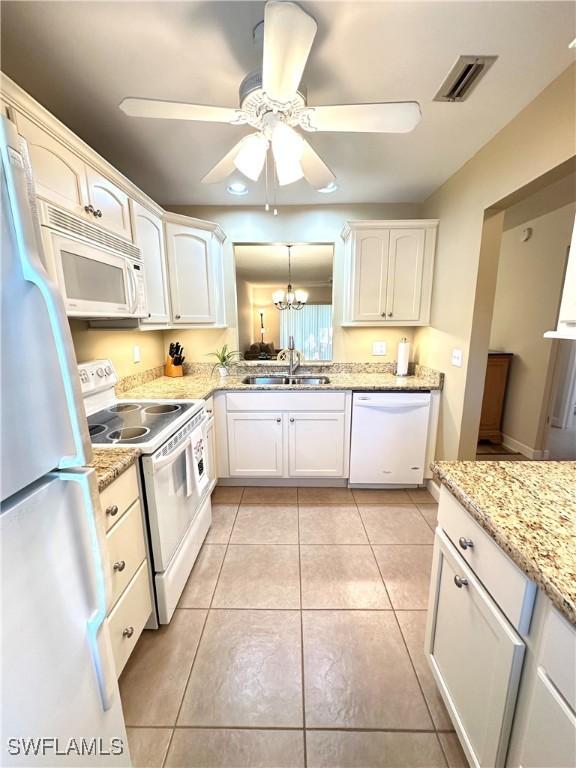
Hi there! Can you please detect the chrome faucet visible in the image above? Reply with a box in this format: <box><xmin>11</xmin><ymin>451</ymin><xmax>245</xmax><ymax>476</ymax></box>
<box><xmin>288</xmin><ymin>335</ymin><xmax>300</xmax><ymax>376</ymax></box>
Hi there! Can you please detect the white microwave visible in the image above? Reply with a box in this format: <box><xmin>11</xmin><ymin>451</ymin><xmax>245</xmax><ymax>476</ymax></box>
<box><xmin>39</xmin><ymin>202</ymin><xmax>148</xmax><ymax>319</ymax></box>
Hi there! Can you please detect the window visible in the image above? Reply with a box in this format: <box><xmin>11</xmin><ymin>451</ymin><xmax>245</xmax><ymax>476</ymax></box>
<box><xmin>280</xmin><ymin>304</ymin><xmax>333</xmax><ymax>360</ymax></box>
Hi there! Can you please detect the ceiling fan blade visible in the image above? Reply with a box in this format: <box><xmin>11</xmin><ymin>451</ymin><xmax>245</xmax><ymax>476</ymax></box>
<box><xmin>201</xmin><ymin>138</ymin><xmax>250</xmax><ymax>184</ymax></box>
<box><xmin>119</xmin><ymin>97</ymin><xmax>246</xmax><ymax>124</ymax></box>
<box><xmin>300</xmin><ymin>102</ymin><xmax>422</xmax><ymax>133</ymax></box>
<box><xmin>300</xmin><ymin>139</ymin><xmax>335</xmax><ymax>190</ymax></box>
<box><xmin>262</xmin><ymin>1</ymin><xmax>317</xmax><ymax>103</ymax></box>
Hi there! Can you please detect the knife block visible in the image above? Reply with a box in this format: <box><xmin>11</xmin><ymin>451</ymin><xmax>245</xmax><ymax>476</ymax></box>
<box><xmin>165</xmin><ymin>357</ymin><xmax>183</xmax><ymax>377</ymax></box>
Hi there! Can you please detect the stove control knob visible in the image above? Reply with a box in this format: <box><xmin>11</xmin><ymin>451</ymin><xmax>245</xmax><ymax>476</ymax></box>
<box><xmin>105</xmin><ymin>365</ymin><xmax>112</xmax><ymax>375</ymax></box>
<box><xmin>96</xmin><ymin>367</ymin><xmax>104</xmax><ymax>377</ymax></box>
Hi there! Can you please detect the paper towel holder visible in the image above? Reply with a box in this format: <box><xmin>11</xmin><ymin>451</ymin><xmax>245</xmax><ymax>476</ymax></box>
<box><xmin>396</xmin><ymin>337</ymin><xmax>410</xmax><ymax>377</ymax></box>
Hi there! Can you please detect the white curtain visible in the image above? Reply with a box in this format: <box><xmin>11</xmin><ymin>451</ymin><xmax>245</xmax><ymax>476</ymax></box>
<box><xmin>280</xmin><ymin>304</ymin><xmax>332</xmax><ymax>360</ymax></box>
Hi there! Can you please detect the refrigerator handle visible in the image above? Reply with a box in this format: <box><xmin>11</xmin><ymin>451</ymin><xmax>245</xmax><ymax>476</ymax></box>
<box><xmin>0</xmin><ymin>117</ymin><xmax>91</xmax><ymax>467</ymax></box>
<box><xmin>64</xmin><ymin>469</ymin><xmax>117</xmax><ymax>711</ymax></box>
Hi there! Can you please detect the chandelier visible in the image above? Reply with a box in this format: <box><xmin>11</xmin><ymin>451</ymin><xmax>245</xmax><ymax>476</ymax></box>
<box><xmin>273</xmin><ymin>245</ymin><xmax>308</xmax><ymax>311</ymax></box>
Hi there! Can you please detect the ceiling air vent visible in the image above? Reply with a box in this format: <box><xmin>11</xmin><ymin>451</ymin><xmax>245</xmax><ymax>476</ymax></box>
<box><xmin>434</xmin><ymin>55</ymin><xmax>497</xmax><ymax>102</ymax></box>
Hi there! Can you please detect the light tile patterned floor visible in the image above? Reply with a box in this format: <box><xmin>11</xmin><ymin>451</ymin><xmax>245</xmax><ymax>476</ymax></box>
<box><xmin>121</xmin><ymin>486</ymin><xmax>469</xmax><ymax>768</ymax></box>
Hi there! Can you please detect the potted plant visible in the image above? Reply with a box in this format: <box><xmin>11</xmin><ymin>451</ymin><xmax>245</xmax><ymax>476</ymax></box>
<box><xmin>207</xmin><ymin>345</ymin><xmax>241</xmax><ymax>377</ymax></box>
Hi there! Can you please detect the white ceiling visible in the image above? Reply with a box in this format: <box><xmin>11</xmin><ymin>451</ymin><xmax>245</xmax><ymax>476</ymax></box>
<box><xmin>235</xmin><ymin>243</ymin><xmax>333</xmax><ymax>283</ymax></box>
<box><xmin>1</xmin><ymin>2</ymin><xmax>574</xmax><ymax>206</ymax></box>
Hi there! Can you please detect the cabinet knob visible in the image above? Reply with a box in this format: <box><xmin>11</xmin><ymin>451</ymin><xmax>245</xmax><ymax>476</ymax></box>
<box><xmin>458</xmin><ymin>537</ymin><xmax>474</xmax><ymax>550</ymax></box>
<box><xmin>289</xmin><ymin>417</ymin><xmax>295</xmax><ymax>422</ymax></box>
<box><xmin>122</xmin><ymin>626</ymin><xmax>134</xmax><ymax>638</ymax></box>
<box><xmin>84</xmin><ymin>204</ymin><xmax>95</xmax><ymax>214</ymax></box>
<box><xmin>276</xmin><ymin>418</ymin><xmax>281</xmax><ymax>423</ymax></box>
<box><xmin>453</xmin><ymin>575</ymin><xmax>469</xmax><ymax>588</ymax></box>
<box><xmin>388</xmin><ymin>312</ymin><xmax>393</xmax><ymax>317</ymax></box>
<box><xmin>106</xmin><ymin>504</ymin><xmax>119</xmax><ymax>517</ymax></box>
<box><xmin>175</xmin><ymin>314</ymin><xmax>181</xmax><ymax>319</ymax></box>
<box><xmin>113</xmin><ymin>560</ymin><xmax>126</xmax><ymax>572</ymax></box>
<box><xmin>94</xmin><ymin>209</ymin><xmax>103</xmax><ymax>218</ymax></box>
<box><xmin>381</xmin><ymin>312</ymin><xmax>386</xmax><ymax>317</ymax></box>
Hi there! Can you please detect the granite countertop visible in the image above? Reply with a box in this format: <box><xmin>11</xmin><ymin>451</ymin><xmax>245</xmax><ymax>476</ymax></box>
<box><xmin>118</xmin><ymin>370</ymin><xmax>442</xmax><ymax>401</ymax></box>
<box><xmin>88</xmin><ymin>447</ymin><xmax>141</xmax><ymax>492</ymax></box>
<box><xmin>433</xmin><ymin>460</ymin><xmax>576</xmax><ymax>625</ymax></box>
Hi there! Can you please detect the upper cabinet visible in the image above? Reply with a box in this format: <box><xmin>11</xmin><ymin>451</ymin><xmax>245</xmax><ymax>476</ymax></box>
<box><xmin>85</xmin><ymin>167</ymin><xmax>132</xmax><ymax>240</ymax></box>
<box><xmin>164</xmin><ymin>215</ymin><xmax>226</xmax><ymax>326</ymax></box>
<box><xmin>132</xmin><ymin>202</ymin><xmax>170</xmax><ymax>325</ymax></box>
<box><xmin>342</xmin><ymin>220</ymin><xmax>437</xmax><ymax>326</ymax></box>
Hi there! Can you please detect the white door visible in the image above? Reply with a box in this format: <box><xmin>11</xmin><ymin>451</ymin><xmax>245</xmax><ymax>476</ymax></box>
<box><xmin>85</xmin><ymin>166</ymin><xmax>132</xmax><ymax>240</ymax></box>
<box><xmin>425</xmin><ymin>530</ymin><xmax>525</xmax><ymax>768</ymax></box>
<box><xmin>352</xmin><ymin>230</ymin><xmax>389</xmax><ymax>321</ymax></box>
<box><xmin>132</xmin><ymin>202</ymin><xmax>170</xmax><ymax>324</ymax></box>
<box><xmin>1</xmin><ymin>471</ymin><xmax>129</xmax><ymax>766</ymax></box>
<box><xmin>165</xmin><ymin>223</ymin><xmax>215</xmax><ymax>324</ymax></box>
<box><xmin>386</xmin><ymin>228</ymin><xmax>425</xmax><ymax>322</ymax></box>
<box><xmin>349</xmin><ymin>393</ymin><xmax>430</xmax><ymax>485</ymax></box>
<box><xmin>17</xmin><ymin>111</ymin><xmax>89</xmax><ymax>216</ymax></box>
<box><xmin>227</xmin><ymin>412</ymin><xmax>284</xmax><ymax>477</ymax></box>
<box><xmin>288</xmin><ymin>412</ymin><xmax>346</xmax><ymax>477</ymax></box>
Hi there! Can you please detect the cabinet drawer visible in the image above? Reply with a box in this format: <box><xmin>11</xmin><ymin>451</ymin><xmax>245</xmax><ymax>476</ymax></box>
<box><xmin>426</xmin><ymin>529</ymin><xmax>525</xmax><ymax>767</ymax></box>
<box><xmin>100</xmin><ymin>464</ymin><xmax>140</xmax><ymax>532</ymax></box>
<box><xmin>517</xmin><ymin>668</ymin><xmax>576</xmax><ymax>768</ymax></box>
<box><xmin>539</xmin><ymin>605</ymin><xmax>576</xmax><ymax>711</ymax></box>
<box><xmin>438</xmin><ymin>486</ymin><xmax>535</xmax><ymax>633</ymax></box>
<box><xmin>226</xmin><ymin>391</ymin><xmax>346</xmax><ymax>412</ymax></box>
<box><xmin>106</xmin><ymin>499</ymin><xmax>146</xmax><ymax>608</ymax></box>
<box><xmin>107</xmin><ymin>560</ymin><xmax>151</xmax><ymax>677</ymax></box>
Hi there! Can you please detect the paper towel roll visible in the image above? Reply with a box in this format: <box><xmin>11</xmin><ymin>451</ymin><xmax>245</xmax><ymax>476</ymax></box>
<box><xmin>396</xmin><ymin>338</ymin><xmax>410</xmax><ymax>376</ymax></box>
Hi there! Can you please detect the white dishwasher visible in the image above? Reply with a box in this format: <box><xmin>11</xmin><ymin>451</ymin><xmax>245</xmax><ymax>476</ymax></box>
<box><xmin>349</xmin><ymin>392</ymin><xmax>431</xmax><ymax>485</ymax></box>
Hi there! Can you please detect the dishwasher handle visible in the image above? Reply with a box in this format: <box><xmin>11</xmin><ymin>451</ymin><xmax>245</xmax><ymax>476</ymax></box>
<box><xmin>354</xmin><ymin>395</ymin><xmax>430</xmax><ymax>409</ymax></box>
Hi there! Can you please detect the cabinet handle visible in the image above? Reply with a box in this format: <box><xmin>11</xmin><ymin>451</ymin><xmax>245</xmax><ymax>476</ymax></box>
<box><xmin>122</xmin><ymin>626</ymin><xmax>134</xmax><ymax>639</ymax></box>
<box><xmin>453</xmin><ymin>575</ymin><xmax>469</xmax><ymax>588</ymax></box>
<box><xmin>381</xmin><ymin>312</ymin><xmax>386</xmax><ymax>317</ymax></box>
<box><xmin>289</xmin><ymin>417</ymin><xmax>295</xmax><ymax>422</ymax></box>
<box><xmin>175</xmin><ymin>314</ymin><xmax>181</xmax><ymax>319</ymax></box>
<box><xmin>106</xmin><ymin>504</ymin><xmax>119</xmax><ymax>517</ymax></box>
<box><xmin>458</xmin><ymin>537</ymin><xmax>474</xmax><ymax>550</ymax></box>
<box><xmin>276</xmin><ymin>418</ymin><xmax>281</xmax><ymax>423</ymax></box>
<box><xmin>388</xmin><ymin>312</ymin><xmax>393</xmax><ymax>317</ymax></box>
<box><xmin>113</xmin><ymin>560</ymin><xmax>126</xmax><ymax>572</ymax></box>
<box><xmin>206</xmin><ymin>409</ymin><xmax>212</xmax><ymax>414</ymax></box>
<box><xmin>94</xmin><ymin>209</ymin><xmax>103</xmax><ymax>218</ymax></box>
<box><xmin>84</xmin><ymin>204</ymin><xmax>95</xmax><ymax>215</ymax></box>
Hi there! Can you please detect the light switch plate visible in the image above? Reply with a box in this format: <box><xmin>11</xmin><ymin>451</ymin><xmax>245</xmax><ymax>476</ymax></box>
<box><xmin>372</xmin><ymin>341</ymin><xmax>387</xmax><ymax>356</ymax></box>
<box><xmin>133</xmin><ymin>345</ymin><xmax>141</xmax><ymax>363</ymax></box>
<box><xmin>451</xmin><ymin>348</ymin><xmax>463</xmax><ymax>367</ymax></box>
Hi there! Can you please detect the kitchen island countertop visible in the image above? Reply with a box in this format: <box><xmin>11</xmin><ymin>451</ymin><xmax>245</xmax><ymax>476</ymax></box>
<box><xmin>433</xmin><ymin>460</ymin><xmax>576</xmax><ymax>625</ymax></box>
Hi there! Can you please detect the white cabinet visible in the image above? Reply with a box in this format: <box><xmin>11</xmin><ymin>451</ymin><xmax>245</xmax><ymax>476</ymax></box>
<box><xmin>342</xmin><ymin>220</ymin><xmax>437</xmax><ymax>326</ymax></box>
<box><xmin>165</xmin><ymin>215</ymin><xmax>226</xmax><ymax>326</ymax></box>
<box><xmin>86</xmin><ymin>166</ymin><xmax>132</xmax><ymax>240</ymax></box>
<box><xmin>288</xmin><ymin>412</ymin><xmax>346</xmax><ymax>477</ymax></box>
<box><xmin>227</xmin><ymin>412</ymin><xmax>285</xmax><ymax>477</ymax></box>
<box><xmin>426</xmin><ymin>529</ymin><xmax>525</xmax><ymax>768</ymax></box>
<box><xmin>17</xmin><ymin>111</ymin><xmax>89</xmax><ymax>217</ymax></box>
<box><xmin>132</xmin><ymin>202</ymin><xmax>170</xmax><ymax>324</ymax></box>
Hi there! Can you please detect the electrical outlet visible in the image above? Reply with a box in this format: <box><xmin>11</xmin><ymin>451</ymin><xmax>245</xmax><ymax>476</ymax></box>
<box><xmin>133</xmin><ymin>345</ymin><xmax>141</xmax><ymax>363</ymax></box>
<box><xmin>372</xmin><ymin>341</ymin><xmax>387</xmax><ymax>356</ymax></box>
<box><xmin>451</xmin><ymin>348</ymin><xmax>463</xmax><ymax>367</ymax></box>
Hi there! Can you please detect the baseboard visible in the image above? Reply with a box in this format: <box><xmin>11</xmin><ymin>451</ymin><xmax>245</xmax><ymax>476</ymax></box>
<box><xmin>501</xmin><ymin>433</ymin><xmax>545</xmax><ymax>460</ymax></box>
<box><xmin>426</xmin><ymin>478</ymin><xmax>440</xmax><ymax>501</ymax></box>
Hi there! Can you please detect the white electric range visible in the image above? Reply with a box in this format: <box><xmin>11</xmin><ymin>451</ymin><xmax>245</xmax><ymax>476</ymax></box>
<box><xmin>80</xmin><ymin>360</ymin><xmax>213</xmax><ymax>624</ymax></box>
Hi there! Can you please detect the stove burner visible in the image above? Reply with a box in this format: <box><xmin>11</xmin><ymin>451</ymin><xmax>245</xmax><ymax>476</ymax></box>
<box><xmin>89</xmin><ymin>424</ymin><xmax>107</xmax><ymax>437</ymax></box>
<box><xmin>144</xmin><ymin>404</ymin><xmax>182</xmax><ymax>415</ymax></box>
<box><xmin>108</xmin><ymin>403</ymin><xmax>141</xmax><ymax>414</ymax></box>
<box><xmin>107</xmin><ymin>426</ymin><xmax>150</xmax><ymax>442</ymax></box>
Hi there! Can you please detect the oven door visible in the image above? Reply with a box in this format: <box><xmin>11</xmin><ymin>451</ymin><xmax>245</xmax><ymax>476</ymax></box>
<box><xmin>143</xmin><ymin>433</ymin><xmax>203</xmax><ymax>573</ymax></box>
<box><xmin>43</xmin><ymin>230</ymin><xmax>137</xmax><ymax>317</ymax></box>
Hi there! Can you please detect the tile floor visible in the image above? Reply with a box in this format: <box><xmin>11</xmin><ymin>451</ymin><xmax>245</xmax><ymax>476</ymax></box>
<box><xmin>121</xmin><ymin>485</ymin><xmax>469</xmax><ymax>768</ymax></box>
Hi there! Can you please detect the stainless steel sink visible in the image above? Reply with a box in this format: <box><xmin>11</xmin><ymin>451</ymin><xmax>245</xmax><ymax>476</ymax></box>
<box><xmin>242</xmin><ymin>375</ymin><xmax>330</xmax><ymax>385</ymax></box>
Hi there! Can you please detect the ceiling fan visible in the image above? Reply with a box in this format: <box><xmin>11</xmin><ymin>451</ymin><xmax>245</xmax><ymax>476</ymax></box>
<box><xmin>119</xmin><ymin>1</ymin><xmax>421</xmax><ymax>190</ymax></box>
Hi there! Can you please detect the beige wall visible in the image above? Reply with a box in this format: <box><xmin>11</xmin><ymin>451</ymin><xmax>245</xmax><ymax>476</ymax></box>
<box><xmin>168</xmin><ymin>203</ymin><xmax>422</xmax><ymax>365</ymax></box>
<box><xmin>490</xmin><ymin>194</ymin><xmax>575</xmax><ymax>453</ymax></box>
<box><xmin>416</xmin><ymin>63</ymin><xmax>576</xmax><ymax>460</ymax></box>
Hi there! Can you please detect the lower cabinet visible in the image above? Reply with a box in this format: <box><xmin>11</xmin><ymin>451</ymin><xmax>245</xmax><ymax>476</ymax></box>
<box><xmin>221</xmin><ymin>392</ymin><xmax>352</xmax><ymax>479</ymax></box>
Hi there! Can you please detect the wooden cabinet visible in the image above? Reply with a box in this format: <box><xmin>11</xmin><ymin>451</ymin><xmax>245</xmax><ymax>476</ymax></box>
<box><xmin>86</xmin><ymin>166</ymin><xmax>132</xmax><ymax>240</ymax></box>
<box><xmin>132</xmin><ymin>202</ymin><xmax>170</xmax><ymax>324</ymax></box>
<box><xmin>227</xmin><ymin>412</ymin><xmax>285</xmax><ymax>477</ymax></box>
<box><xmin>479</xmin><ymin>352</ymin><xmax>513</xmax><ymax>443</ymax></box>
<box><xmin>342</xmin><ymin>220</ymin><xmax>437</xmax><ymax>326</ymax></box>
<box><xmin>288</xmin><ymin>412</ymin><xmax>346</xmax><ymax>477</ymax></box>
<box><xmin>17</xmin><ymin>111</ymin><xmax>89</xmax><ymax>217</ymax></box>
<box><xmin>426</xmin><ymin>529</ymin><xmax>525</xmax><ymax>767</ymax></box>
<box><xmin>165</xmin><ymin>216</ymin><xmax>226</xmax><ymax>326</ymax></box>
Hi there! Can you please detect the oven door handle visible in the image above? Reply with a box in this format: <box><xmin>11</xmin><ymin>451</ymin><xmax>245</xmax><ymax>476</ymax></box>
<box><xmin>152</xmin><ymin>435</ymin><xmax>191</xmax><ymax>471</ymax></box>
<box><xmin>185</xmin><ymin>437</ymin><xmax>195</xmax><ymax>498</ymax></box>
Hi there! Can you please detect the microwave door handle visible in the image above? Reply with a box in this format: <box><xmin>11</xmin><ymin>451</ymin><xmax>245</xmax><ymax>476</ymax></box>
<box><xmin>126</xmin><ymin>264</ymin><xmax>137</xmax><ymax>314</ymax></box>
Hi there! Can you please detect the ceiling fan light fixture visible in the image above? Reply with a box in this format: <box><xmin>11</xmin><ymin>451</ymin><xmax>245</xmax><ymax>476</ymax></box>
<box><xmin>233</xmin><ymin>133</ymin><xmax>269</xmax><ymax>181</ymax></box>
<box><xmin>272</xmin><ymin>122</ymin><xmax>304</xmax><ymax>185</ymax></box>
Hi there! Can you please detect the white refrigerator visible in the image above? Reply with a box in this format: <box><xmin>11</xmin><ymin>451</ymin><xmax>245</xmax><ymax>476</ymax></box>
<box><xmin>0</xmin><ymin>116</ymin><xmax>130</xmax><ymax>765</ymax></box>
